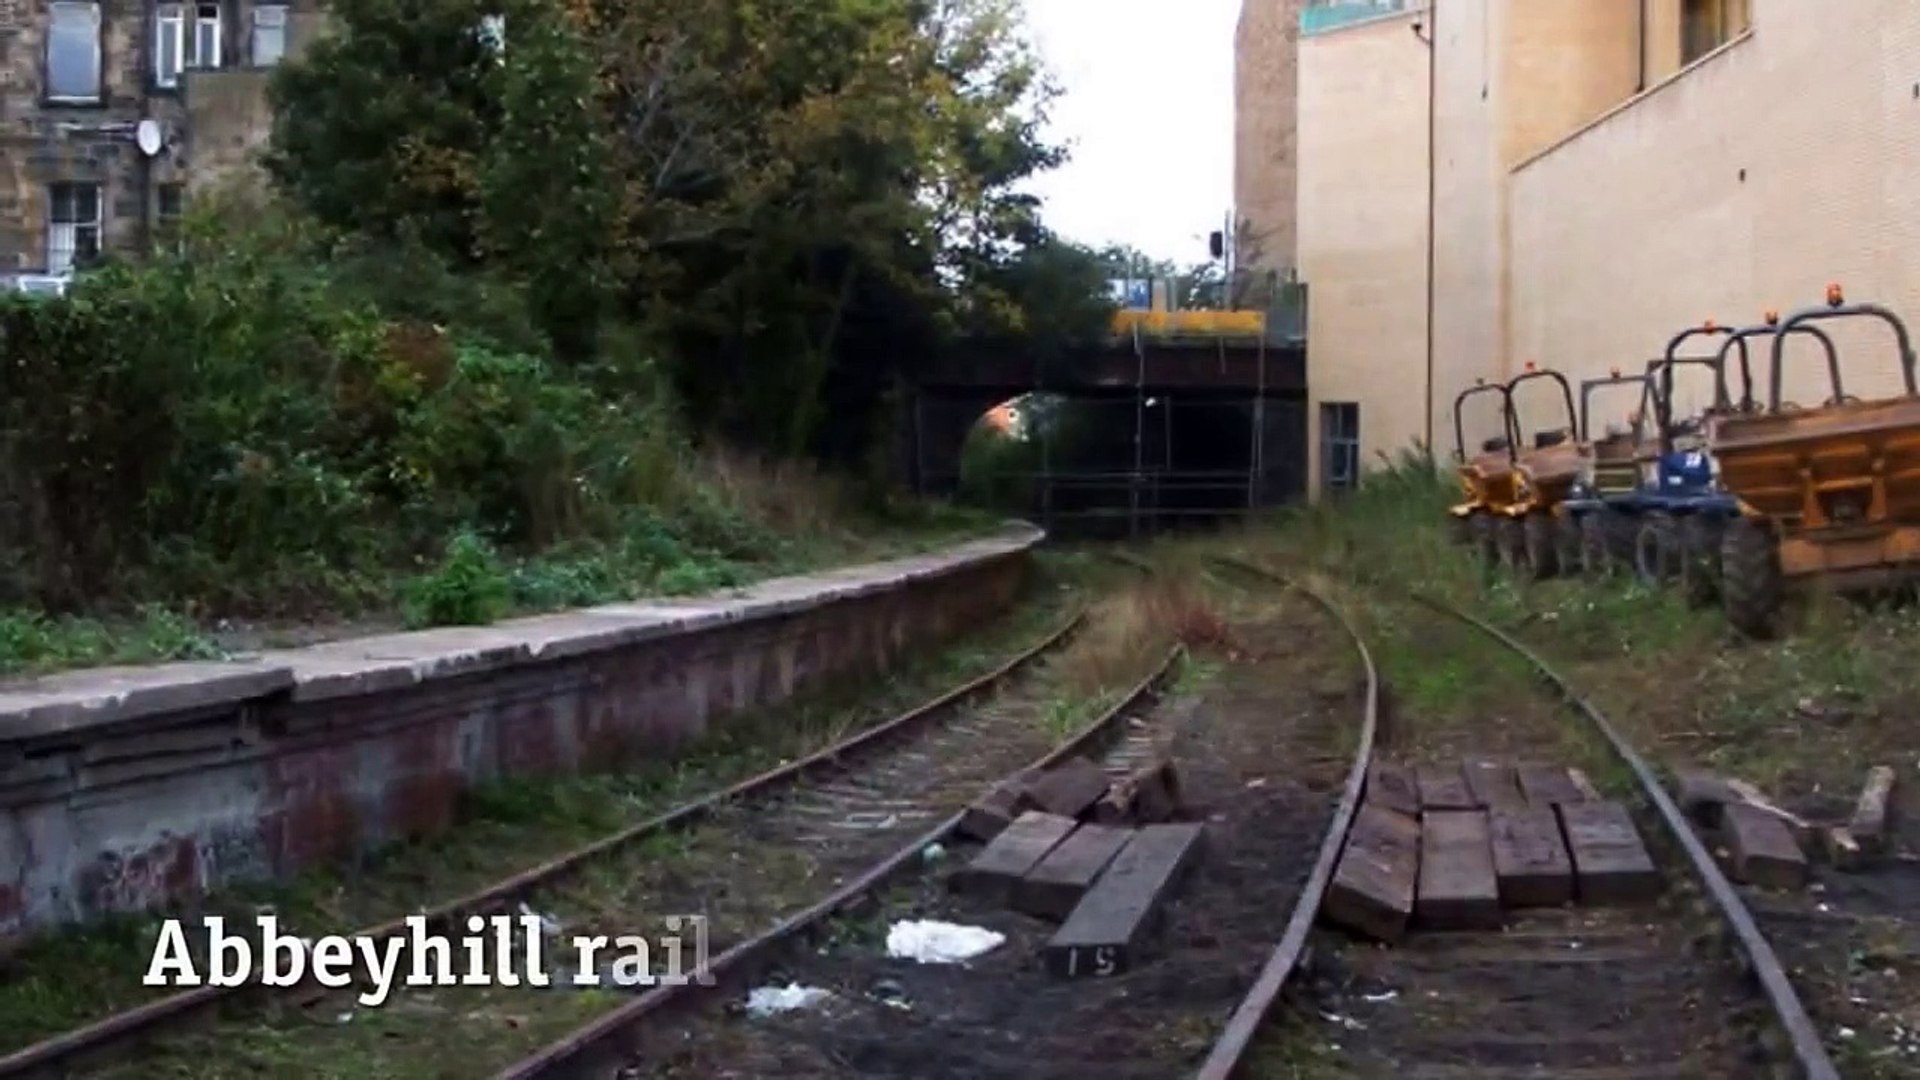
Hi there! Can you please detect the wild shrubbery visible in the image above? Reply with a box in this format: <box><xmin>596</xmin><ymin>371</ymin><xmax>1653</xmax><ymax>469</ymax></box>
<box><xmin>0</xmin><ymin>0</ymin><xmax>1116</xmax><ymax>669</ymax></box>
<box><xmin>0</xmin><ymin>206</ymin><xmax>904</xmax><ymax>631</ymax></box>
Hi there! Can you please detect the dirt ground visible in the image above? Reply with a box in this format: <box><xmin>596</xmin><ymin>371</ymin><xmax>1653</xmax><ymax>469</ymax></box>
<box><xmin>635</xmin><ymin>593</ymin><xmax>1366</xmax><ymax>1078</ymax></box>
<box><xmin>1566</xmin><ymin>644</ymin><xmax>1920</xmax><ymax>1078</ymax></box>
<box><xmin>1739</xmin><ymin>834</ymin><xmax>1920</xmax><ymax>1077</ymax></box>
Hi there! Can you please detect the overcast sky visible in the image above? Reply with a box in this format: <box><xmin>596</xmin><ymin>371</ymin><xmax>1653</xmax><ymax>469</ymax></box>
<box><xmin>1018</xmin><ymin>0</ymin><xmax>1238</xmax><ymax>265</ymax></box>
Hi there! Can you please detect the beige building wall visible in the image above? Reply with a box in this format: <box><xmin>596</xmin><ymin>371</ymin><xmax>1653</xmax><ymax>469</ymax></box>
<box><xmin>1499</xmin><ymin>0</ymin><xmax>1640</xmax><ymax>169</ymax></box>
<box><xmin>1509</xmin><ymin>0</ymin><xmax>1920</xmax><ymax>421</ymax></box>
<box><xmin>1431</xmin><ymin>0</ymin><xmax>1502</xmax><ymax>454</ymax></box>
<box><xmin>1297</xmin><ymin>11</ymin><xmax>1430</xmax><ymax>494</ymax></box>
<box><xmin>1286</xmin><ymin>0</ymin><xmax>1910</xmax><ymax>489</ymax></box>
<box><xmin>1234</xmin><ymin>0</ymin><xmax>1304</xmax><ymax>271</ymax></box>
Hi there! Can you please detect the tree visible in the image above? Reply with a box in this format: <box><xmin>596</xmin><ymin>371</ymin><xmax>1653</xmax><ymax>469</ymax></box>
<box><xmin>267</xmin><ymin>0</ymin><xmax>1095</xmax><ymax>465</ymax></box>
<box><xmin>267</xmin><ymin>0</ymin><xmax>524</xmax><ymax>261</ymax></box>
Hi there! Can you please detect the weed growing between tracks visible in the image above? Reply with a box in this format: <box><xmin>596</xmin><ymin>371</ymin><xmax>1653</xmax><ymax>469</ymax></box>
<box><xmin>1204</xmin><ymin>454</ymin><xmax>1920</xmax><ymax>1074</ymax></box>
<box><xmin>0</xmin><ymin>569</ymin><xmax>1082</xmax><ymax>1058</ymax></box>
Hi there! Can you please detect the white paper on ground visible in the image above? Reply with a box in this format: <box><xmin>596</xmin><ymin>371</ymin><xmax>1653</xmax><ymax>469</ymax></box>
<box><xmin>884</xmin><ymin>919</ymin><xmax>1006</xmax><ymax>963</ymax></box>
<box><xmin>745</xmin><ymin>983</ymin><xmax>833</xmax><ymax>1016</ymax></box>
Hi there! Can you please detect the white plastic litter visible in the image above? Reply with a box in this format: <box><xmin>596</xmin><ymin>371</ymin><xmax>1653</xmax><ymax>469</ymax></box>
<box><xmin>745</xmin><ymin>984</ymin><xmax>833</xmax><ymax>1017</ymax></box>
<box><xmin>518</xmin><ymin>902</ymin><xmax>564</xmax><ymax>936</ymax></box>
<box><xmin>885</xmin><ymin>919</ymin><xmax>1005</xmax><ymax>964</ymax></box>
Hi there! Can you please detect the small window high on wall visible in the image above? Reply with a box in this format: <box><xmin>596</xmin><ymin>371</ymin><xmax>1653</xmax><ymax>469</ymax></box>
<box><xmin>46</xmin><ymin>2</ymin><xmax>101</xmax><ymax>102</ymax></box>
<box><xmin>155</xmin><ymin>3</ymin><xmax>224</xmax><ymax>90</ymax></box>
<box><xmin>1681</xmin><ymin>0</ymin><xmax>1751</xmax><ymax>66</ymax></box>
<box><xmin>1321</xmin><ymin>402</ymin><xmax>1360</xmax><ymax>494</ymax></box>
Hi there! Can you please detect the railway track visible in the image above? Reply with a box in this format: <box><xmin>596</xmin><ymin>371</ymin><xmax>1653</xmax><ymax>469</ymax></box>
<box><xmin>583</xmin><ymin>566</ymin><xmax>1370</xmax><ymax>1079</ymax></box>
<box><xmin>0</xmin><ymin>604</ymin><xmax>1094</xmax><ymax>1078</ymax></box>
<box><xmin>1198</xmin><ymin>557</ymin><xmax>1837</xmax><ymax>1080</ymax></box>
<box><xmin>483</xmin><ymin>649</ymin><xmax>1190</xmax><ymax>1079</ymax></box>
<box><xmin>16</xmin><ymin>556</ymin><xmax>1836</xmax><ymax>1078</ymax></box>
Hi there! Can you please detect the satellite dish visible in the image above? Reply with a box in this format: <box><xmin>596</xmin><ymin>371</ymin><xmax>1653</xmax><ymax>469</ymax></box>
<box><xmin>135</xmin><ymin>119</ymin><xmax>163</xmax><ymax>157</ymax></box>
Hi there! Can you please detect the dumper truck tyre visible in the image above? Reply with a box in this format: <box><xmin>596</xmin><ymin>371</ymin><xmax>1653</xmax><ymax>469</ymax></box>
<box><xmin>1720</xmin><ymin>517</ymin><xmax>1782</xmax><ymax>640</ymax></box>
<box><xmin>1554</xmin><ymin>512</ymin><xmax>1582</xmax><ymax>575</ymax></box>
<box><xmin>1579</xmin><ymin>513</ymin><xmax>1613</xmax><ymax>576</ymax></box>
<box><xmin>1605</xmin><ymin>509</ymin><xmax>1639</xmax><ymax>563</ymax></box>
<box><xmin>1522</xmin><ymin>512</ymin><xmax>1558</xmax><ymax>580</ymax></box>
<box><xmin>1469</xmin><ymin>512</ymin><xmax>1497</xmax><ymax>565</ymax></box>
<box><xmin>1635</xmin><ymin>512</ymin><xmax>1678</xmax><ymax>585</ymax></box>
<box><xmin>1679</xmin><ymin>514</ymin><xmax>1723</xmax><ymax>608</ymax></box>
<box><xmin>1497</xmin><ymin>516</ymin><xmax>1529</xmax><ymax>574</ymax></box>
<box><xmin>1448</xmin><ymin>514</ymin><xmax>1471</xmax><ymax>546</ymax></box>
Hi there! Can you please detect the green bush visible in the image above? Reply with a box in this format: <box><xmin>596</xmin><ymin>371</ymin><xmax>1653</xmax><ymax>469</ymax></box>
<box><xmin>0</xmin><ymin>212</ymin><xmax>761</xmax><ymax>622</ymax></box>
<box><xmin>404</xmin><ymin>531</ymin><xmax>512</xmax><ymax>628</ymax></box>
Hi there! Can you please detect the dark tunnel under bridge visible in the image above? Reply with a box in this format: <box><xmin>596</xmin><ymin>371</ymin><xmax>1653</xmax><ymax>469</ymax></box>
<box><xmin>900</xmin><ymin>338</ymin><xmax>1309</xmax><ymax>539</ymax></box>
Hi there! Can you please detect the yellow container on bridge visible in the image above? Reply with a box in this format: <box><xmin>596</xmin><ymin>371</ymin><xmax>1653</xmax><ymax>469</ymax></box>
<box><xmin>1111</xmin><ymin>308</ymin><xmax>1267</xmax><ymax>340</ymax></box>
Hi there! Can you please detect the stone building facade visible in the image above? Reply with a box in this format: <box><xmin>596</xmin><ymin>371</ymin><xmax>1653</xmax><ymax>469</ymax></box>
<box><xmin>0</xmin><ymin>0</ymin><xmax>325</xmax><ymax>283</ymax></box>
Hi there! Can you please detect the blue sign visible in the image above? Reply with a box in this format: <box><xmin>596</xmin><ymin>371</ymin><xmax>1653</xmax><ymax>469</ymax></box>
<box><xmin>1107</xmin><ymin>278</ymin><xmax>1152</xmax><ymax>310</ymax></box>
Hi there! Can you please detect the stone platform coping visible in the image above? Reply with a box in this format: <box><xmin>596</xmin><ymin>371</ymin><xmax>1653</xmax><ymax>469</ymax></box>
<box><xmin>0</xmin><ymin>522</ymin><xmax>1043</xmax><ymax>742</ymax></box>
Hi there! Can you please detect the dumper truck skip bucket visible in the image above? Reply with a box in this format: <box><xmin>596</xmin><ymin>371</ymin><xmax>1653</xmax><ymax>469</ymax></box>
<box><xmin>1706</xmin><ymin>285</ymin><xmax>1920</xmax><ymax>638</ymax></box>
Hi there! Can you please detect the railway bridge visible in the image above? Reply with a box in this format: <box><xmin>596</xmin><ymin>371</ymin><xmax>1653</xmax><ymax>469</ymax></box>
<box><xmin>902</xmin><ymin>299</ymin><xmax>1310</xmax><ymax>536</ymax></box>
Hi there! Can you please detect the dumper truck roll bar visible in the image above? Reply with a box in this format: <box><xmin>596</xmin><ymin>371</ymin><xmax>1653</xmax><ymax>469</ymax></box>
<box><xmin>1578</xmin><ymin>367</ymin><xmax>1657</xmax><ymax>443</ymax></box>
<box><xmin>1506</xmin><ymin>365</ymin><xmax>1578</xmax><ymax>449</ymax></box>
<box><xmin>1768</xmin><ymin>284</ymin><xmax>1919</xmax><ymax>410</ymax></box>
<box><xmin>1659</xmin><ymin>323</ymin><xmax>1742</xmax><ymax>415</ymax></box>
<box><xmin>1453</xmin><ymin>380</ymin><xmax>1518</xmax><ymax>463</ymax></box>
<box><xmin>1711</xmin><ymin>314</ymin><xmax>1839</xmax><ymax>416</ymax></box>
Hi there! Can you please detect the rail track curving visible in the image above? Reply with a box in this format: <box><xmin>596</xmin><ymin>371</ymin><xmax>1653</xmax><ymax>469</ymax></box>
<box><xmin>495</xmin><ymin>646</ymin><xmax>1185</xmax><ymax>1078</ymax></box>
<box><xmin>1198</xmin><ymin>556</ymin><xmax>1837</xmax><ymax>1080</ymax></box>
<box><xmin>570</xmin><ymin>562</ymin><xmax>1367</xmax><ymax>1078</ymax></box>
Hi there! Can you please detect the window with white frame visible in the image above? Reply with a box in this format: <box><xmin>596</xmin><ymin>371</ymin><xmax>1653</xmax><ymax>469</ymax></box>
<box><xmin>1320</xmin><ymin>402</ymin><xmax>1361</xmax><ymax>493</ymax></box>
<box><xmin>46</xmin><ymin>2</ymin><xmax>102</xmax><ymax>102</ymax></box>
<box><xmin>252</xmin><ymin>3</ymin><xmax>287</xmax><ymax>66</ymax></box>
<box><xmin>155</xmin><ymin>2</ymin><xmax>224</xmax><ymax>89</ymax></box>
<box><xmin>47</xmin><ymin>183</ymin><xmax>102</xmax><ymax>275</ymax></box>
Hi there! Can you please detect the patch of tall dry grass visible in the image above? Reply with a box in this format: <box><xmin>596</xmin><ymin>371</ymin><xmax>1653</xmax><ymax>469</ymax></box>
<box><xmin>676</xmin><ymin>444</ymin><xmax>865</xmax><ymax>540</ymax></box>
<box><xmin>1056</xmin><ymin>576</ymin><xmax>1229</xmax><ymax>696</ymax></box>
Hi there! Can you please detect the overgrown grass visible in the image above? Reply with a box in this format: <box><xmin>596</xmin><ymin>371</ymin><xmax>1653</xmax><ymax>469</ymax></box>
<box><xmin>0</xmin><ymin>477</ymin><xmax>991</xmax><ymax>678</ymax></box>
<box><xmin>0</xmin><ymin>607</ymin><xmax>228</xmax><ymax>674</ymax></box>
<box><xmin>1207</xmin><ymin>447</ymin><xmax>1920</xmax><ymax>795</ymax></box>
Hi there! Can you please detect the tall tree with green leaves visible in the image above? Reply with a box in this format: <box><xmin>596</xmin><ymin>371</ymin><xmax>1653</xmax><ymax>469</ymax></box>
<box><xmin>267</xmin><ymin>0</ymin><xmax>1108</xmax><ymax>463</ymax></box>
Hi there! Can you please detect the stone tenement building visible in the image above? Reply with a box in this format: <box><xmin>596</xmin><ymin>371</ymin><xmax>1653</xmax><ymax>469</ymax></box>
<box><xmin>1262</xmin><ymin>0</ymin><xmax>1920</xmax><ymax>498</ymax></box>
<box><xmin>0</xmin><ymin>1</ymin><xmax>325</xmax><ymax>283</ymax></box>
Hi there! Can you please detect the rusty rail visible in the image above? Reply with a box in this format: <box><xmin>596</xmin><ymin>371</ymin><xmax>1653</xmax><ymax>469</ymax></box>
<box><xmin>494</xmin><ymin>644</ymin><xmax>1186</xmax><ymax>1078</ymax></box>
<box><xmin>1412</xmin><ymin>594</ymin><xmax>1839</xmax><ymax>1080</ymax></box>
<box><xmin>1192</xmin><ymin>557</ymin><xmax>1379</xmax><ymax>1080</ymax></box>
<box><xmin>0</xmin><ymin>608</ymin><xmax>1088</xmax><ymax>1077</ymax></box>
